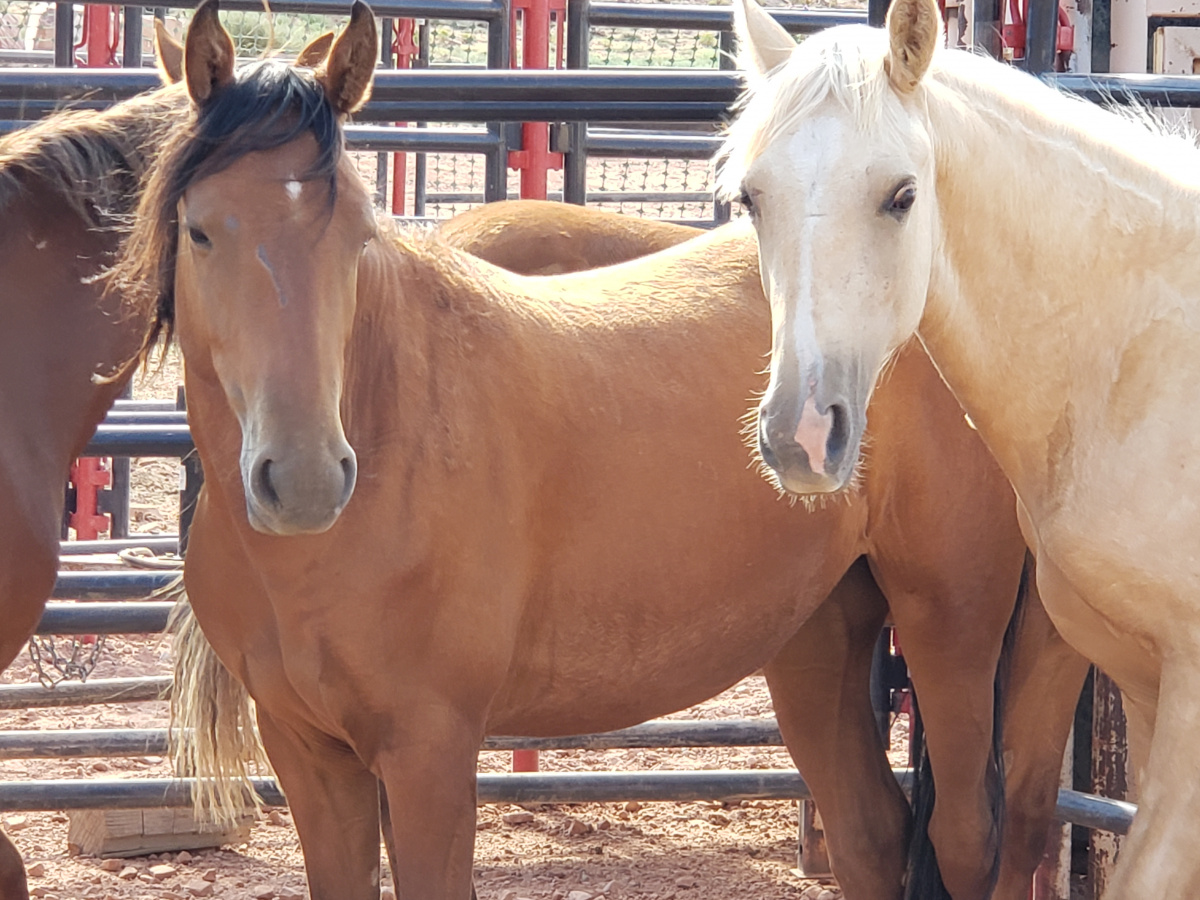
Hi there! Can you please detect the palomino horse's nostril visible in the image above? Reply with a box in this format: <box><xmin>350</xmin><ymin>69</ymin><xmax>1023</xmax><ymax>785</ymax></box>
<box><xmin>757</xmin><ymin>416</ymin><xmax>781</xmax><ymax>470</ymax></box>
<box><xmin>826</xmin><ymin>403</ymin><xmax>850</xmax><ymax>467</ymax></box>
<box><xmin>255</xmin><ymin>458</ymin><xmax>281</xmax><ymax>508</ymax></box>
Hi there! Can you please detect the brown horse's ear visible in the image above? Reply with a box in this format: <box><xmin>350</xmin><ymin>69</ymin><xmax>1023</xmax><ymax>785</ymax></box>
<box><xmin>184</xmin><ymin>0</ymin><xmax>236</xmax><ymax>105</ymax></box>
<box><xmin>885</xmin><ymin>0</ymin><xmax>940</xmax><ymax>93</ymax></box>
<box><xmin>296</xmin><ymin>31</ymin><xmax>335</xmax><ymax>68</ymax></box>
<box><xmin>318</xmin><ymin>0</ymin><xmax>378</xmax><ymax>115</ymax></box>
<box><xmin>733</xmin><ymin>0</ymin><xmax>795</xmax><ymax>82</ymax></box>
<box><xmin>153</xmin><ymin>19</ymin><xmax>184</xmax><ymax>85</ymax></box>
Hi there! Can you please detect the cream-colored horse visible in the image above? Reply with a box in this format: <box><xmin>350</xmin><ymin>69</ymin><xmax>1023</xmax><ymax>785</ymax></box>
<box><xmin>723</xmin><ymin>0</ymin><xmax>1200</xmax><ymax>895</ymax></box>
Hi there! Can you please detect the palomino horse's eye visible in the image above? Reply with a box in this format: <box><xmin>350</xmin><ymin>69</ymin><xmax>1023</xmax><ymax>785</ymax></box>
<box><xmin>738</xmin><ymin>188</ymin><xmax>755</xmax><ymax>216</ymax></box>
<box><xmin>188</xmin><ymin>225</ymin><xmax>212</xmax><ymax>249</ymax></box>
<box><xmin>887</xmin><ymin>183</ymin><xmax>917</xmax><ymax>218</ymax></box>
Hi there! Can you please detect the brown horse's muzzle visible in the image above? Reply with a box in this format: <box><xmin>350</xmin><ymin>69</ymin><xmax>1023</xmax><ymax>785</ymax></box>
<box><xmin>243</xmin><ymin>439</ymin><xmax>357</xmax><ymax>536</ymax></box>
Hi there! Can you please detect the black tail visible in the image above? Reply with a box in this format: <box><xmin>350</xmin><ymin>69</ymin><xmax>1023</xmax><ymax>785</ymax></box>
<box><xmin>903</xmin><ymin>560</ymin><xmax>1030</xmax><ymax>900</ymax></box>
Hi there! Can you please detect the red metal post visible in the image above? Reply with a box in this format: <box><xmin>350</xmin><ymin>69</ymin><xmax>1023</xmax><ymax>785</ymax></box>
<box><xmin>67</xmin><ymin>4</ymin><xmax>120</xmax><ymax>543</ymax></box>
<box><xmin>79</xmin><ymin>5</ymin><xmax>120</xmax><ymax>67</ymax></box>
<box><xmin>69</xmin><ymin>459</ymin><xmax>112</xmax><ymax>540</ymax></box>
<box><xmin>509</xmin><ymin>0</ymin><xmax>564</xmax><ymax>771</ymax></box>
<box><xmin>390</xmin><ymin>19</ymin><xmax>418</xmax><ymax>215</ymax></box>
<box><xmin>508</xmin><ymin>0</ymin><xmax>565</xmax><ymax>202</ymax></box>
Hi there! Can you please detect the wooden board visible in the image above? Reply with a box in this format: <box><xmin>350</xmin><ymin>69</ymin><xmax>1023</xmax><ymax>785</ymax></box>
<box><xmin>67</xmin><ymin>807</ymin><xmax>252</xmax><ymax>858</ymax></box>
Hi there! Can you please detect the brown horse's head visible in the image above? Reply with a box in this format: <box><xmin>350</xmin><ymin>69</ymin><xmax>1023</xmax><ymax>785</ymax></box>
<box><xmin>116</xmin><ymin>0</ymin><xmax>378</xmax><ymax>536</ymax></box>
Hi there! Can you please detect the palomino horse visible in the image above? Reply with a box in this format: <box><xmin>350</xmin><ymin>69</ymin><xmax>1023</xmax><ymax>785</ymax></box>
<box><xmin>110</xmin><ymin>4</ymin><xmax>1086</xmax><ymax>899</ymax></box>
<box><xmin>723</xmin><ymin>0</ymin><xmax>1200</xmax><ymax>894</ymax></box>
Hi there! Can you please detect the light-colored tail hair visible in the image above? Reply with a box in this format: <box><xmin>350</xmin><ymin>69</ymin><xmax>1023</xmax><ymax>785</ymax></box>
<box><xmin>166</xmin><ymin>588</ymin><xmax>272</xmax><ymax>827</ymax></box>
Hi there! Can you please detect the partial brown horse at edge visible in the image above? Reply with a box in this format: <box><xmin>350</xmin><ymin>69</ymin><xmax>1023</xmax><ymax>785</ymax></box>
<box><xmin>0</xmin><ymin>27</ymin><xmax>336</xmax><ymax>900</ymax></box>
<box><xmin>112</xmin><ymin>6</ymin><xmax>1088</xmax><ymax>900</ymax></box>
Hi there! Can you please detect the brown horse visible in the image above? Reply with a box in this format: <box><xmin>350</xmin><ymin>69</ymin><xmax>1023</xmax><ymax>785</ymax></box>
<box><xmin>0</xmin><ymin>83</ymin><xmax>192</xmax><ymax>900</ymax></box>
<box><xmin>0</xmin><ymin>28</ymin><xmax>337</xmax><ymax>899</ymax></box>
<box><xmin>110</xmin><ymin>5</ymin><xmax>1088</xmax><ymax>899</ymax></box>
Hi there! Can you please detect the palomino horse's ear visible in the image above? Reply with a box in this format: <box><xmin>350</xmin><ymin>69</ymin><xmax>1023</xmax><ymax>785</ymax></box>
<box><xmin>885</xmin><ymin>0</ymin><xmax>941</xmax><ymax>93</ymax></box>
<box><xmin>153</xmin><ymin>19</ymin><xmax>184</xmax><ymax>85</ymax></box>
<box><xmin>296</xmin><ymin>31</ymin><xmax>335</xmax><ymax>68</ymax></box>
<box><xmin>733</xmin><ymin>0</ymin><xmax>795</xmax><ymax>81</ymax></box>
<box><xmin>318</xmin><ymin>1</ymin><xmax>378</xmax><ymax>115</ymax></box>
<box><xmin>184</xmin><ymin>0</ymin><xmax>235</xmax><ymax>105</ymax></box>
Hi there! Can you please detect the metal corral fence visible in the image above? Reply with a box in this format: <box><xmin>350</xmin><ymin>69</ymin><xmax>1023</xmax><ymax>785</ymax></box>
<box><xmin>0</xmin><ymin>0</ymin><xmax>869</xmax><ymax>219</ymax></box>
<box><xmin>0</xmin><ymin>1</ymin><xmax>1176</xmax><ymax>891</ymax></box>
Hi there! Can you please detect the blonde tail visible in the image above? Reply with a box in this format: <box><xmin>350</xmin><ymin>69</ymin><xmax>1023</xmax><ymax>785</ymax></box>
<box><xmin>166</xmin><ymin>587</ymin><xmax>271</xmax><ymax>827</ymax></box>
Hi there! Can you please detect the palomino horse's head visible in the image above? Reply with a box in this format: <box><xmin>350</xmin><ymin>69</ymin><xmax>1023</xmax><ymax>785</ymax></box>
<box><xmin>721</xmin><ymin>0</ymin><xmax>941</xmax><ymax>495</ymax></box>
<box><xmin>121</xmin><ymin>0</ymin><xmax>378</xmax><ymax>535</ymax></box>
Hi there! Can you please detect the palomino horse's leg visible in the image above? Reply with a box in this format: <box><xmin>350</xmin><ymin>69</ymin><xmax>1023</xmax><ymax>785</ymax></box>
<box><xmin>763</xmin><ymin>558</ymin><xmax>909</xmax><ymax>900</ymax></box>
<box><xmin>991</xmin><ymin>557</ymin><xmax>1089</xmax><ymax>900</ymax></box>
<box><xmin>255</xmin><ymin>709</ymin><xmax>382</xmax><ymax>900</ymax></box>
<box><xmin>871</xmin><ymin>548</ymin><xmax>1021</xmax><ymax>900</ymax></box>
<box><xmin>1101</xmin><ymin>659</ymin><xmax>1200</xmax><ymax>897</ymax></box>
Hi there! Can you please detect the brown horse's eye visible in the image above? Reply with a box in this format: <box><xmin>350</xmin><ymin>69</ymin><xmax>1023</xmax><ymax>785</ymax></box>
<box><xmin>188</xmin><ymin>225</ymin><xmax>212</xmax><ymax>249</ymax></box>
<box><xmin>888</xmin><ymin>183</ymin><xmax>917</xmax><ymax>217</ymax></box>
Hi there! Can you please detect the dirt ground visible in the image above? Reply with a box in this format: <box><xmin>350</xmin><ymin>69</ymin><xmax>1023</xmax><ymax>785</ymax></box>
<box><xmin>4</xmin><ymin>325</ymin><xmax>910</xmax><ymax>900</ymax></box>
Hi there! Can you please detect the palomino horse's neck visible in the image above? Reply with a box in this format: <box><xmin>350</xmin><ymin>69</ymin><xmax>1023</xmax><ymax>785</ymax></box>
<box><xmin>919</xmin><ymin>59</ymin><xmax>1200</xmax><ymax>519</ymax></box>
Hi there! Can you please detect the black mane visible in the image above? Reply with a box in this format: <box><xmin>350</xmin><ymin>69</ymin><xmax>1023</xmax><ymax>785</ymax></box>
<box><xmin>111</xmin><ymin>60</ymin><xmax>344</xmax><ymax>366</ymax></box>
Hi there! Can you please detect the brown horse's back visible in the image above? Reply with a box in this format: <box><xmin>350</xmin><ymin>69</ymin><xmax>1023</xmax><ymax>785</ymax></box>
<box><xmin>437</xmin><ymin>199</ymin><xmax>702</xmax><ymax>275</ymax></box>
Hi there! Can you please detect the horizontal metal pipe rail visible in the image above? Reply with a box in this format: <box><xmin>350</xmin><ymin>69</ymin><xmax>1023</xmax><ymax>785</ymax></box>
<box><xmin>61</xmin><ymin>536</ymin><xmax>180</xmax><ymax>555</ymax></box>
<box><xmin>0</xmin><ymin>69</ymin><xmax>742</xmax><ymax>123</ymax></box>
<box><xmin>83</xmin><ymin>424</ymin><xmax>193</xmax><ymax>457</ymax></box>
<box><xmin>0</xmin><ymin>770</ymin><xmax>854</xmax><ymax>811</ymax></box>
<box><xmin>584</xmin><ymin>3</ymin><xmax>866</xmax><ymax>33</ymax></box>
<box><xmin>50</xmin><ymin>573</ymin><xmax>177</xmax><ymax>600</ymax></box>
<box><xmin>0</xmin><ymin>773</ymin><xmax>1136</xmax><ymax>832</ymax></box>
<box><xmin>4</xmin><ymin>70</ymin><xmax>1197</xmax><ymax>124</ymax></box>
<box><xmin>68</xmin><ymin>0</ymin><xmax>507</xmax><ymax>18</ymax></box>
<box><xmin>0</xmin><ymin>720</ymin><xmax>786</xmax><ymax>760</ymax></box>
<box><xmin>0</xmin><ymin>677</ymin><xmax>172</xmax><ymax>710</ymax></box>
<box><xmin>585</xmin><ymin>129</ymin><xmax>720</xmax><ymax>159</ymax></box>
<box><xmin>37</xmin><ymin>600</ymin><xmax>176</xmax><ymax>632</ymax></box>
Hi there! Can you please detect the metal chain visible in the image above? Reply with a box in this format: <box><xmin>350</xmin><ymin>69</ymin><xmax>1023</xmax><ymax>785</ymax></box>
<box><xmin>28</xmin><ymin>634</ymin><xmax>108</xmax><ymax>688</ymax></box>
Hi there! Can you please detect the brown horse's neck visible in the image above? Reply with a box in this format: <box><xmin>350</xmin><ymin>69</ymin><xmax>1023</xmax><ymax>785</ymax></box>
<box><xmin>0</xmin><ymin>191</ymin><xmax>140</xmax><ymax>545</ymax></box>
<box><xmin>340</xmin><ymin>229</ymin><xmax>530</xmax><ymax>465</ymax></box>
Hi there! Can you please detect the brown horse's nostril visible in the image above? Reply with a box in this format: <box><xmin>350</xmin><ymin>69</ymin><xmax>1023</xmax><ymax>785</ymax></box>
<box><xmin>339</xmin><ymin>456</ymin><xmax>356</xmax><ymax>505</ymax></box>
<box><xmin>255</xmin><ymin>458</ymin><xmax>281</xmax><ymax>509</ymax></box>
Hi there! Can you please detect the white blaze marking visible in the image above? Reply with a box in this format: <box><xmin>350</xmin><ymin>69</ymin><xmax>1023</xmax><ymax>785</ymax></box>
<box><xmin>285</xmin><ymin>180</ymin><xmax>303</xmax><ymax>201</ymax></box>
<box><xmin>256</xmin><ymin>245</ymin><xmax>288</xmax><ymax>308</ymax></box>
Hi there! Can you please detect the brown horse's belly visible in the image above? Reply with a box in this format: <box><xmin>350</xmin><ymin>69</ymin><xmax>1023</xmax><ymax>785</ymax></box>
<box><xmin>483</xmin><ymin>498</ymin><xmax>866</xmax><ymax>737</ymax></box>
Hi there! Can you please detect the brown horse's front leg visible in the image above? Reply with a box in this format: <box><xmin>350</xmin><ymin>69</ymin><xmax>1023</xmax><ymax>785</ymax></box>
<box><xmin>0</xmin><ymin>829</ymin><xmax>30</xmax><ymax>900</ymax></box>
<box><xmin>375</xmin><ymin>714</ymin><xmax>483</xmax><ymax>900</ymax></box>
<box><xmin>763</xmin><ymin>558</ymin><xmax>909</xmax><ymax>900</ymax></box>
<box><xmin>872</xmin><ymin>550</ymin><xmax>1021</xmax><ymax>900</ymax></box>
<box><xmin>256</xmin><ymin>709</ymin><xmax>383</xmax><ymax>900</ymax></box>
<box><xmin>992</xmin><ymin>556</ymin><xmax>1089</xmax><ymax>900</ymax></box>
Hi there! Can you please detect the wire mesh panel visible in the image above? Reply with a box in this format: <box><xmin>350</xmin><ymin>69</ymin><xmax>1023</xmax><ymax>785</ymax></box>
<box><xmin>0</xmin><ymin>2</ymin><xmax>66</xmax><ymax>65</ymax></box>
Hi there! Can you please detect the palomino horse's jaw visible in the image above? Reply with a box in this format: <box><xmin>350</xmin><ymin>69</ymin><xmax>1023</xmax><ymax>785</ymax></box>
<box><xmin>240</xmin><ymin>425</ymin><xmax>358</xmax><ymax>536</ymax></box>
<box><xmin>756</xmin><ymin>360</ymin><xmax>864</xmax><ymax>494</ymax></box>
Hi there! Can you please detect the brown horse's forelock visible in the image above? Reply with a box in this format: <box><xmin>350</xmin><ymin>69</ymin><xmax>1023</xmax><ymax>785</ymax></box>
<box><xmin>0</xmin><ymin>87</ymin><xmax>187</xmax><ymax>226</ymax></box>
<box><xmin>111</xmin><ymin>61</ymin><xmax>342</xmax><ymax>367</ymax></box>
